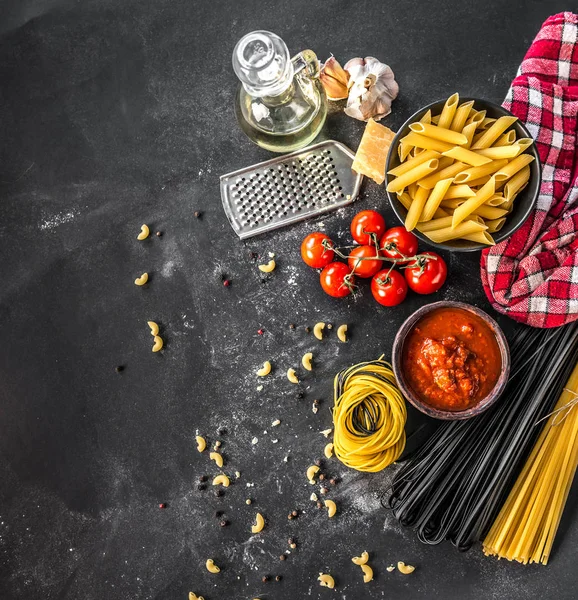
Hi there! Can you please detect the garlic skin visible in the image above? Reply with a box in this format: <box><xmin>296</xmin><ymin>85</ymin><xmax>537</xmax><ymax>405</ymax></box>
<box><xmin>344</xmin><ymin>57</ymin><xmax>399</xmax><ymax>121</ymax></box>
<box><xmin>319</xmin><ymin>56</ymin><xmax>350</xmax><ymax>101</ymax></box>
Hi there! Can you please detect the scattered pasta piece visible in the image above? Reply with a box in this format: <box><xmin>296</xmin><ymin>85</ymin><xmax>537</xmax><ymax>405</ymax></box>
<box><xmin>256</xmin><ymin>361</ymin><xmax>272</xmax><ymax>377</ymax></box>
<box><xmin>310</xmin><ymin>493</ymin><xmax>318</xmax><ymax>501</ymax></box>
<box><xmin>152</xmin><ymin>335</ymin><xmax>163</xmax><ymax>352</ymax></box>
<box><xmin>251</xmin><ymin>512</ymin><xmax>265</xmax><ymax>534</ymax></box>
<box><xmin>287</xmin><ymin>368</ymin><xmax>299</xmax><ymax>384</ymax></box>
<box><xmin>324</xmin><ymin>499</ymin><xmax>337</xmax><ymax>518</ymax></box>
<box><xmin>386</xmin><ymin>565</ymin><xmax>395</xmax><ymax>572</ymax></box>
<box><xmin>352</xmin><ymin>551</ymin><xmax>369</xmax><ymax>566</ymax></box>
<box><xmin>209</xmin><ymin>452</ymin><xmax>224</xmax><ymax>468</ymax></box>
<box><xmin>189</xmin><ymin>594</ymin><xmax>204</xmax><ymax>600</ymax></box>
<box><xmin>337</xmin><ymin>324</ymin><xmax>348</xmax><ymax>342</ymax></box>
<box><xmin>272</xmin><ymin>419</ymin><xmax>281</xmax><ymax>427</ymax></box>
<box><xmin>318</xmin><ymin>573</ymin><xmax>335</xmax><ymax>589</ymax></box>
<box><xmin>212</xmin><ymin>474</ymin><xmax>230</xmax><ymax>487</ymax></box>
<box><xmin>134</xmin><ymin>272</ymin><xmax>149</xmax><ymax>286</ymax></box>
<box><xmin>196</xmin><ymin>435</ymin><xmax>206</xmax><ymax>452</ymax></box>
<box><xmin>137</xmin><ymin>224</ymin><xmax>150</xmax><ymax>240</ymax></box>
<box><xmin>258</xmin><ymin>259</ymin><xmax>276</xmax><ymax>273</ymax></box>
<box><xmin>397</xmin><ymin>562</ymin><xmax>415</xmax><ymax>575</ymax></box>
<box><xmin>147</xmin><ymin>320</ymin><xmax>159</xmax><ymax>336</ymax></box>
<box><xmin>307</xmin><ymin>465</ymin><xmax>320</xmax><ymax>484</ymax></box>
<box><xmin>205</xmin><ymin>559</ymin><xmax>220</xmax><ymax>574</ymax></box>
<box><xmin>313</xmin><ymin>322</ymin><xmax>326</xmax><ymax>340</ymax></box>
<box><xmin>301</xmin><ymin>352</ymin><xmax>313</xmax><ymax>371</ymax></box>
<box><xmin>361</xmin><ymin>564</ymin><xmax>373</xmax><ymax>583</ymax></box>
<box><xmin>321</xmin><ymin>428</ymin><xmax>332</xmax><ymax>438</ymax></box>
<box><xmin>324</xmin><ymin>443</ymin><xmax>334</xmax><ymax>458</ymax></box>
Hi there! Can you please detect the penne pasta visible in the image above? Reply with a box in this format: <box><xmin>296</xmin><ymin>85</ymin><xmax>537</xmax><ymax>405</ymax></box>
<box><xmin>486</xmin><ymin>217</ymin><xmax>507</xmax><ymax>233</ymax></box>
<box><xmin>450</xmin><ymin>100</ymin><xmax>475</xmax><ymax>132</ymax></box>
<box><xmin>493</xmin><ymin>130</ymin><xmax>517</xmax><ymax>147</ymax></box>
<box><xmin>462</xmin><ymin>231</ymin><xmax>495</xmax><ymax>245</ymax></box>
<box><xmin>452</xmin><ymin>177</ymin><xmax>496</xmax><ymax>227</ymax></box>
<box><xmin>466</xmin><ymin>109</ymin><xmax>486</xmax><ymax>128</ymax></box>
<box><xmin>409</xmin><ymin>122</ymin><xmax>468</xmax><ymax>146</ymax></box>
<box><xmin>495</xmin><ymin>153</ymin><xmax>535</xmax><ymax>181</ymax></box>
<box><xmin>387</xmin><ymin>150</ymin><xmax>440</xmax><ymax>176</ymax></box>
<box><xmin>440</xmin><ymin>198</ymin><xmax>467</xmax><ymax>209</ymax></box>
<box><xmin>476</xmin><ymin>145</ymin><xmax>522</xmax><ymax>160</ymax></box>
<box><xmin>420</xmin><ymin>109</ymin><xmax>432</xmax><ymax>124</ymax></box>
<box><xmin>503</xmin><ymin>165</ymin><xmax>531</xmax><ymax>201</ymax></box>
<box><xmin>413</xmin><ymin>147</ymin><xmax>426</xmax><ymax>156</ymax></box>
<box><xmin>453</xmin><ymin>159</ymin><xmax>509</xmax><ymax>184</ymax></box>
<box><xmin>431</xmin><ymin>114</ymin><xmax>440</xmax><ymax>124</ymax></box>
<box><xmin>480</xmin><ymin>117</ymin><xmax>497</xmax><ymax>130</ymax></box>
<box><xmin>408</xmin><ymin>182</ymin><xmax>418</xmax><ymax>199</ymax></box>
<box><xmin>423</xmin><ymin>220</ymin><xmax>487</xmax><ymax>243</ymax></box>
<box><xmin>472</xmin><ymin>205</ymin><xmax>508</xmax><ymax>220</ymax></box>
<box><xmin>443</xmin><ymin>184</ymin><xmax>476</xmax><ymax>199</ymax></box>
<box><xmin>421</xmin><ymin>178</ymin><xmax>453</xmax><ymax>222</ymax></box>
<box><xmin>515</xmin><ymin>138</ymin><xmax>534</xmax><ymax>154</ymax></box>
<box><xmin>442</xmin><ymin>146</ymin><xmax>492</xmax><ymax>167</ymax></box>
<box><xmin>485</xmin><ymin>193</ymin><xmax>506</xmax><ymax>207</ymax></box>
<box><xmin>437</xmin><ymin>93</ymin><xmax>459</xmax><ymax>129</ymax></box>
<box><xmin>400</xmin><ymin>131</ymin><xmax>454</xmax><ymax>153</ymax></box>
<box><xmin>462</xmin><ymin>122</ymin><xmax>478</xmax><ymax>148</ymax></box>
<box><xmin>396</xmin><ymin>192</ymin><xmax>412</xmax><ymax>211</ymax></box>
<box><xmin>432</xmin><ymin>207</ymin><xmax>450</xmax><ymax>219</ymax></box>
<box><xmin>471</xmin><ymin>116</ymin><xmax>518</xmax><ymax>149</ymax></box>
<box><xmin>417</xmin><ymin>216</ymin><xmax>454</xmax><ymax>232</ymax></box>
<box><xmin>398</xmin><ymin>140</ymin><xmax>413</xmax><ymax>161</ymax></box>
<box><xmin>418</xmin><ymin>161</ymin><xmax>465</xmax><ymax>189</ymax></box>
<box><xmin>386</xmin><ymin>159</ymin><xmax>439</xmax><ymax>193</ymax></box>
<box><xmin>405</xmin><ymin>186</ymin><xmax>429</xmax><ymax>231</ymax></box>
<box><xmin>466</xmin><ymin>175</ymin><xmax>492</xmax><ymax>187</ymax></box>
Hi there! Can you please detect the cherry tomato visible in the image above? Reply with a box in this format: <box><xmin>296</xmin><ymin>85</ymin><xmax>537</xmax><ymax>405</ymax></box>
<box><xmin>350</xmin><ymin>210</ymin><xmax>386</xmax><ymax>245</ymax></box>
<box><xmin>371</xmin><ymin>269</ymin><xmax>408</xmax><ymax>307</ymax></box>
<box><xmin>380</xmin><ymin>227</ymin><xmax>418</xmax><ymax>263</ymax></box>
<box><xmin>301</xmin><ymin>232</ymin><xmax>335</xmax><ymax>269</ymax></box>
<box><xmin>404</xmin><ymin>252</ymin><xmax>447</xmax><ymax>294</ymax></box>
<box><xmin>348</xmin><ymin>245</ymin><xmax>383</xmax><ymax>278</ymax></box>
<box><xmin>320</xmin><ymin>262</ymin><xmax>355</xmax><ymax>298</ymax></box>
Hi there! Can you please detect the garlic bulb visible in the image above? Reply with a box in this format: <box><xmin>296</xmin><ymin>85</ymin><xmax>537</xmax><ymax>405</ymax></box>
<box><xmin>344</xmin><ymin>57</ymin><xmax>399</xmax><ymax>121</ymax></box>
<box><xmin>319</xmin><ymin>56</ymin><xmax>350</xmax><ymax>101</ymax></box>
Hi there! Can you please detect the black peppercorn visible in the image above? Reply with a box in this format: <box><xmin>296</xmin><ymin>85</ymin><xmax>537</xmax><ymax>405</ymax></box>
<box><xmin>305</xmin><ymin>326</ymin><xmax>311</xmax><ymax>333</ymax></box>
<box><xmin>330</xmin><ymin>478</ymin><xmax>338</xmax><ymax>486</ymax></box>
<box><xmin>218</xmin><ymin>427</ymin><xmax>228</xmax><ymax>435</ymax></box>
<box><xmin>216</xmin><ymin>489</ymin><xmax>224</xmax><ymax>497</ymax></box>
<box><xmin>215</xmin><ymin>510</ymin><xmax>223</xmax><ymax>518</ymax></box>
<box><xmin>250</xmin><ymin>252</ymin><xmax>258</xmax><ymax>260</ymax></box>
<box><xmin>197</xmin><ymin>484</ymin><xmax>206</xmax><ymax>491</ymax></box>
<box><xmin>194</xmin><ymin>211</ymin><xmax>202</xmax><ymax>218</ymax></box>
<box><xmin>199</xmin><ymin>475</ymin><xmax>207</xmax><ymax>482</ymax></box>
<box><xmin>288</xmin><ymin>537</ymin><xmax>295</xmax><ymax>545</ymax></box>
<box><xmin>219</xmin><ymin>520</ymin><xmax>228</xmax><ymax>527</ymax></box>
<box><xmin>315</xmin><ymin>459</ymin><xmax>322</xmax><ymax>467</ymax></box>
<box><xmin>289</xmin><ymin>323</ymin><xmax>295</xmax><ymax>329</ymax></box>
<box><xmin>275</xmin><ymin>575</ymin><xmax>282</xmax><ymax>582</ymax></box>
<box><xmin>115</xmin><ymin>365</ymin><xmax>124</xmax><ymax>373</ymax></box>
<box><xmin>262</xmin><ymin>575</ymin><xmax>269</xmax><ymax>583</ymax></box>
<box><xmin>156</xmin><ymin>231</ymin><xmax>162</xmax><ymax>237</ymax></box>
<box><xmin>316</xmin><ymin>501</ymin><xmax>323</xmax><ymax>508</ymax></box>
<box><xmin>297</xmin><ymin>392</ymin><xmax>304</xmax><ymax>400</ymax></box>
<box><xmin>279</xmin><ymin>555</ymin><xmax>286</xmax><ymax>561</ymax></box>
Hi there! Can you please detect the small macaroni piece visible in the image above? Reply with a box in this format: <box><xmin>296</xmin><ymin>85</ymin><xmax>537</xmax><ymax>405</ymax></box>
<box><xmin>287</xmin><ymin>368</ymin><xmax>299</xmax><ymax>384</ymax></box>
<box><xmin>256</xmin><ymin>361</ymin><xmax>272</xmax><ymax>377</ymax></box>
<box><xmin>205</xmin><ymin>559</ymin><xmax>220</xmax><ymax>574</ymax></box>
<box><xmin>196</xmin><ymin>435</ymin><xmax>206</xmax><ymax>452</ymax></box>
<box><xmin>258</xmin><ymin>259</ymin><xmax>276</xmax><ymax>273</ymax></box>
<box><xmin>301</xmin><ymin>352</ymin><xmax>313</xmax><ymax>371</ymax></box>
<box><xmin>397</xmin><ymin>561</ymin><xmax>415</xmax><ymax>575</ymax></box>
<box><xmin>361</xmin><ymin>564</ymin><xmax>373</xmax><ymax>583</ymax></box>
<box><xmin>251</xmin><ymin>512</ymin><xmax>265</xmax><ymax>534</ymax></box>
<box><xmin>324</xmin><ymin>499</ymin><xmax>337</xmax><ymax>518</ymax></box>
<box><xmin>137</xmin><ymin>224</ymin><xmax>150</xmax><ymax>240</ymax></box>
<box><xmin>147</xmin><ymin>321</ymin><xmax>159</xmax><ymax>336</ymax></box>
<box><xmin>212</xmin><ymin>474</ymin><xmax>230</xmax><ymax>487</ymax></box>
<box><xmin>320</xmin><ymin>428</ymin><xmax>332</xmax><ymax>438</ymax></box>
<box><xmin>152</xmin><ymin>335</ymin><xmax>163</xmax><ymax>352</ymax></box>
<box><xmin>337</xmin><ymin>324</ymin><xmax>348</xmax><ymax>343</ymax></box>
<box><xmin>318</xmin><ymin>573</ymin><xmax>335</xmax><ymax>589</ymax></box>
<box><xmin>307</xmin><ymin>465</ymin><xmax>320</xmax><ymax>484</ymax></box>
<box><xmin>134</xmin><ymin>272</ymin><xmax>149</xmax><ymax>286</ymax></box>
<box><xmin>313</xmin><ymin>322</ymin><xmax>326</xmax><ymax>340</ymax></box>
<box><xmin>209</xmin><ymin>452</ymin><xmax>224</xmax><ymax>468</ymax></box>
<box><xmin>189</xmin><ymin>594</ymin><xmax>204</xmax><ymax>600</ymax></box>
<box><xmin>352</xmin><ymin>551</ymin><xmax>369</xmax><ymax>566</ymax></box>
<box><xmin>324</xmin><ymin>443</ymin><xmax>334</xmax><ymax>458</ymax></box>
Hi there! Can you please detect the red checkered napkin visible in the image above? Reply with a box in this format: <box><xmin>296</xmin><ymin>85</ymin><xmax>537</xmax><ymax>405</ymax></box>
<box><xmin>480</xmin><ymin>12</ymin><xmax>578</xmax><ymax>328</ymax></box>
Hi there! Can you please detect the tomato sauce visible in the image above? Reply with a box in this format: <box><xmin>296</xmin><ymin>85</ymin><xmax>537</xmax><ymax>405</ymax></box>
<box><xmin>402</xmin><ymin>307</ymin><xmax>501</xmax><ymax>411</ymax></box>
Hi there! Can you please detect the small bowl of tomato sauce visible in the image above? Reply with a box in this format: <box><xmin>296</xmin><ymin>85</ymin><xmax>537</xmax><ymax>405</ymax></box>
<box><xmin>392</xmin><ymin>301</ymin><xmax>510</xmax><ymax>420</ymax></box>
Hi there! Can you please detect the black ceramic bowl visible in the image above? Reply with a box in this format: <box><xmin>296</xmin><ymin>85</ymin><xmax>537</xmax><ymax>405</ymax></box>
<box><xmin>385</xmin><ymin>97</ymin><xmax>542</xmax><ymax>252</ymax></box>
<box><xmin>391</xmin><ymin>301</ymin><xmax>510</xmax><ymax>420</ymax></box>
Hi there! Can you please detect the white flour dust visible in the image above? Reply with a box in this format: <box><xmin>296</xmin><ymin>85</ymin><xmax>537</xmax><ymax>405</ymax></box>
<box><xmin>39</xmin><ymin>209</ymin><xmax>79</xmax><ymax>231</ymax></box>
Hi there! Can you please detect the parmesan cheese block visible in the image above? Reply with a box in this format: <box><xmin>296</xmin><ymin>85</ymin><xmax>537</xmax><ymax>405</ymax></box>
<box><xmin>352</xmin><ymin>118</ymin><xmax>395</xmax><ymax>184</ymax></box>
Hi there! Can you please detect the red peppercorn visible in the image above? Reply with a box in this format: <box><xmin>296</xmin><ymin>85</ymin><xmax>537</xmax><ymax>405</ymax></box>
<box><xmin>257</xmin><ymin>329</ymin><xmax>264</xmax><ymax>335</ymax></box>
<box><xmin>159</xmin><ymin>503</ymin><xmax>167</xmax><ymax>509</ymax></box>
<box><xmin>223</xmin><ymin>279</ymin><xmax>231</xmax><ymax>287</ymax></box>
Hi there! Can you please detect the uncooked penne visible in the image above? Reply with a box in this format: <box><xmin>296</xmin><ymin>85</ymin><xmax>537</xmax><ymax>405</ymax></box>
<box><xmin>452</xmin><ymin>176</ymin><xmax>496</xmax><ymax>227</ymax></box>
<box><xmin>423</xmin><ymin>220</ymin><xmax>487</xmax><ymax>243</ymax></box>
<box><xmin>462</xmin><ymin>231</ymin><xmax>495</xmax><ymax>245</ymax></box>
<box><xmin>472</xmin><ymin>205</ymin><xmax>508</xmax><ymax>220</ymax></box>
<box><xmin>453</xmin><ymin>159</ymin><xmax>508</xmax><ymax>184</ymax></box>
<box><xmin>476</xmin><ymin>145</ymin><xmax>521</xmax><ymax>160</ymax></box>
<box><xmin>493</xmin><ymin>130</ymin><xmax>516</xmax><ymax>147</ymax></box>
<box><xmin>466</xmin><ymin>109</ymin><xmax>486</xmax><ymax>128</ymax></box>
<box><xmin>495</xmin><ymin>153</ymin><xmax>535</xmax><ymax>181</ymax></box>
<box><xmin>418</xmin><ymin>162</ymin><xmax>465</xmax><ymax>190</ymax></box>
<box><xmin>405</xmin><ymin>186</ymin><xmax>429</xmax><ymax>231</ymax></box>
<box><xmin>421</xmin><ymin>178</ymin><xmax>453</xmax><ymax>222</ymax></box>
<box><xmin>450</xmin><ymin>101</ymin><xmax>475</xmax><ymax>132</ymax></box>
<box><xmin>443</xmin><ymin>184</ymin><xmax>476</xmax><ymax>199</ymax></box>
<box><xmin>432</xmin><ymin>207</ymin><xmax>450</xmax><ymax>219</ymax></box>
<box><xmin>388</xmin><ymin>150</ymin><xmax>440</xmax><ymax>176</ymax></box>
<box><xmin>471</xmin><ymin>116</ymin><xmax>518</xmax><ymax>149</ymax></box>
<box><xmin>400</xmin><ymin>132</ymin><xmax>454</xmax><ymax>153</ymax></box>
<box><xmin>486</xmin><ymin>217</ymin><xmax>507</xmax><ymax>233</ymax></box>
<box><xmin>442</xmin><ymin>146</ymin><xmax>492</xmax><ymax>167</ymax></box>
<box><xmin>386</xmin><ymin>159</ymin><xmax>439</xmax><ymax>193</ymax></box>
<box><xmin>504</xmin><ymin>165</ymin><xmax>531</xmax><ymax>201</ymax></box>
<box><xmin>420</xmin><ymin>109</ymin><xmax>432</xmax><ymax>124</ymax></box>
<box><xmin>409</xmin><ymin>122</ymin><xmax>468</xmax><ymax>146</ymax></box>
<box><xmin>480</xmin><ymin>117</ymin><xmax>497</xmax><ymax>130</ymax></box>
<box><xmin>407</xmin><ymin>182</ymin><xmax>418</xmax><ymax>199</ymax></box>
<box><xmin>398</xmin><ymin>140</ymin><xmax>413</xmax><ymax>162</ymax></box>
<box><xmin>462</xmin><ymin>122</ymin><xmax>478</xmax><ymax>148</ymax></box>
<box><xmin>440</xmin><ymin>198</ymin><xmax>466</xmax><ymax>209</ymax></box>
<box><xmin>466</xmin><ymin>175</ymin><xmax>492</xmax><ymax>187</ymax></box>
<box><xmin>485</xmin><ymin>193</ymin><xmax>506</xmax><ymax>207</ymax></box>
<box><xmin>438</xmin><ymin>93</ymin><xmax>459</xmax><ymax>129</ymax></box>
<box><xmin>396</xmin><ymin>192</ymin><xmax>412</xmax><ymax>211</ymax></box>
<box><xmin>417</xmin><ymin>216</ymin><xmax>455</xmax><ymax>232</ymax></box>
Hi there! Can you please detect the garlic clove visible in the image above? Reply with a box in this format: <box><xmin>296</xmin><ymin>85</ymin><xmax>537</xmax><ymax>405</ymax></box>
<box><xmin>343</xmin><ymin>57</ymin><xmax>399</xmax><ymax>121</ymax></box>
<box><xmin>319</xmin><ymin>56</ymin><xmax>350</xmax><ymax>101</ymax></box>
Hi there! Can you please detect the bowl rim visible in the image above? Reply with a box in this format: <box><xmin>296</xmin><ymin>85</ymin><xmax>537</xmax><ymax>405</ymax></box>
<box><xmin>385</xmin><ymin>97</ymin><xmax>542</xmax><ymax>253</ymax></box>
<box><xmin>391</xmin><ymin>300</ymin><xmax>511</xmax><ymax>420</ymax></box>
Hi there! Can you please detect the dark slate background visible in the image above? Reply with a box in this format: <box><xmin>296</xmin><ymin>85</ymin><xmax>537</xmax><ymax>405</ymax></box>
<box><xmin>0</xmin><ymin>1</ymin><xmax>575</xmax><ymax>599</ymax></box>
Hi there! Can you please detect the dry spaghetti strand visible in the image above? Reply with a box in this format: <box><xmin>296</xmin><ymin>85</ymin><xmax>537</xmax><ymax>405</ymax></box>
<box><xmin>483</xmin><ymin>360</ymin><xmax>578</xmax><ymax>565</ymax></box>
<box><xmin>332</xmin><ymin>357</ymin><xmax>407</xmax><ymax>472</ymax></box>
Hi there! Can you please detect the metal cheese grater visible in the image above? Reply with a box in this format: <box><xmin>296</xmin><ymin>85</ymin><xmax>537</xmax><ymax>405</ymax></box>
<box><xmin>220</xmin><ymin>140</ymin><xmax>363</xmax><ymax>239</ymax></box>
